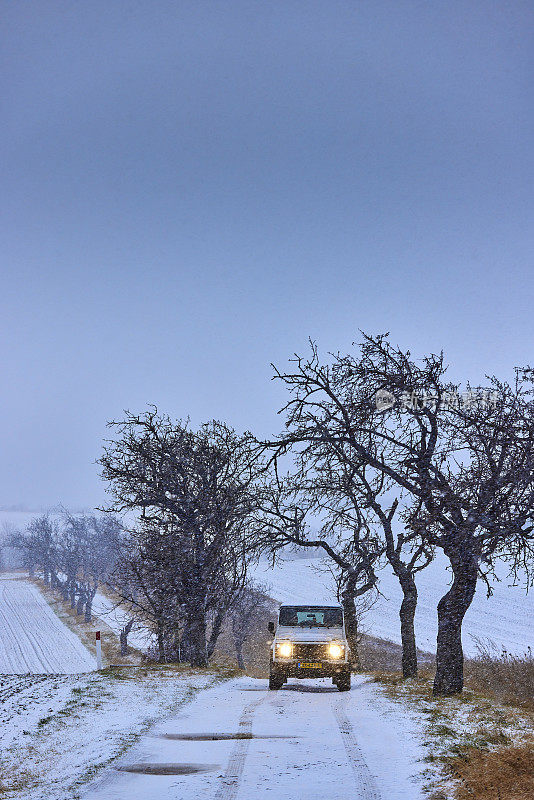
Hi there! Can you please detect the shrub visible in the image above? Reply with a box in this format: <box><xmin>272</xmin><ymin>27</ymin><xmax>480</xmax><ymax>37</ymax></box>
<box><xmin>464</xmin><ymin>639</ymin><xmax>534</xmax><ymax>710</ymax></box>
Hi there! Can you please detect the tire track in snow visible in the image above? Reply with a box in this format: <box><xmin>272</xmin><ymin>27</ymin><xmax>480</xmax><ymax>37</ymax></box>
<box><xmin>333</xmin><ymin>699</ymin><xmax>382</xmax><ymax>800</ymax></box>
<box><xmin>272</xmin><ymin>680</ymin><xmax>381</xmax><ymax>798</ymax></box>
<box><xmin>212</xmin><ymin>695</ymin><xmax>266</xmax><ymax>800</ymax></box>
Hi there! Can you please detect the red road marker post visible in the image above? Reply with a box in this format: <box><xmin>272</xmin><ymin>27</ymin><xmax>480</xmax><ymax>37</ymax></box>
<box><xmin>95</xmin><ymin>630</ymin><xmax>103</xmax><ymax>670</ymax></box>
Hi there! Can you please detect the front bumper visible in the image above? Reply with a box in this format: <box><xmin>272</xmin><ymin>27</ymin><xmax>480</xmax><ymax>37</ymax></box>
<box><xmin>271</xmin><ymin>659</ymin><xmax>350</xmax><ymax>678</ymax></box>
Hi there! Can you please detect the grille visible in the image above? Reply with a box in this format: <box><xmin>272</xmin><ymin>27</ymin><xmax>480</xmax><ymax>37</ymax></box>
<box><xmin>293</xmin><ymin>643</ymin><xmax>329</xmax><ymax>660</ymax></box>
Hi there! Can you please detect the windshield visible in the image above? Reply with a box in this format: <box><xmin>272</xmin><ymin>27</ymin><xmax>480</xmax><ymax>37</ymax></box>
<box><xmin>278</xmin><ymin>606</ymin><xmax>343</xmax><ymax>627</ymax></box>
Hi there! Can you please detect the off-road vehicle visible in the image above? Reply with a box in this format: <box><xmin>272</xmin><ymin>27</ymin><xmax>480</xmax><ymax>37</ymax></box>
<box><xmin>268</xmin><ymin>604</ymin><xmax>351</xmax><ymax>691</ymax></box>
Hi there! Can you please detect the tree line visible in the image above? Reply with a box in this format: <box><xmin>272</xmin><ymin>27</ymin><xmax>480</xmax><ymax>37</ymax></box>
<box><xmin>99</xmin><ymin>416</ymin><xmax>272</xmax><ymax>665</ymax></box>
<box><xmin>13</xmin><ymin>424</ymin><xmax>274</xmax><ymax>666</ymax></box>
<box><xmin>12</xmin><ymin>333</ymin><xmax>534</xmax><ymax>694</ymax></box>
<box><xmin>12</xmin><ymin>513</ymin><xmax>120</xmax><ymax>622</ymax></box>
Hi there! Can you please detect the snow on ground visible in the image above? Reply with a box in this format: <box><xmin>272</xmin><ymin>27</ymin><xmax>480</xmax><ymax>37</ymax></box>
<box><xmin>249</xmin><ymin>554</ymin><xmax>534</xmax><ymax>657</ymax></box>
<box><xmin>0</xmin><ymin>575</ymin><xmax>96</xmax><ymax>673</ymax></box>
<box><xmin>0</xmin><ymin>668</ymin><xmax>218</xmax><ymax>800</ymax></box>
<box><xmin>83</xmin><ymin>675</ymin><xmax>428</xmax><ymax>800</ymax></box>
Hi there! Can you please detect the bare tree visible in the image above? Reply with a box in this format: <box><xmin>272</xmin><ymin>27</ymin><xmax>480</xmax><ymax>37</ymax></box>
<box><xmin>119</xmin><ymin>618</ymin><xmax>134</xmax><ymax>656</ymax></box>
<box><xmin>317</xmin><ymin>459</ymin><xmax>432</xmax><ymax>677</ymax></box>
<box><xmin>229</xmin><ymin>582</ymin><xmax>276</xmax><ymax>669</ymax></box>
<box><xmin>404</xmin><ymin>370</ymin><xmax>534</xmax><ymax>693</ymax></box>
<box><xmin>1</xmin><ymin>522</ymin><xmax>24</xmax><ymax>572</ymax></box>
<box><xmin>109</xmin><ymin>514</ymin><xmax>250</xmax><ymax>664</ymax></box>
<box><xmin>111</xmin><ymin>530</ymin><xmax>179</xmax><ymax>662</ymax></box>
<box><xmin>11</xmin><ymin>512</ymin><xmax>121</xmax><ymax>622</ymax></box>
<box><xmin>309</xmin><ymin>455</ymin><xmax>432</xmax><ymax>677</ymax></box>
<box><xmin>80</xmin><ymin>515</ymin><xmax>121</xmax><ymax>622</ymax></box>
<box><xmin>267</xmin><ymin>336</ymin><xmax>534</xmax><ymax>694</ymax></box>
<box><xmin>56</xmin><ymin>513</ymin><xmax>121</xmax><ymax>621</ymax></box>
<box><xmin>12</xmin><ymin>515</ymin><xmax>59</xmax><ymax>585</ymax></box>
<box><xmin>99</xmin><ymin>410</ymin><xmax>261</xmax><ymax>667</ymax></box>
<box><xmin>56</xmin><ymin>516</ymin><xmax>84</xmax><ymax>608</ymax></box>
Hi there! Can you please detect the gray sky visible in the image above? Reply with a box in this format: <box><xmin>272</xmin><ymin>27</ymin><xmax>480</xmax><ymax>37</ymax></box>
<box><xmin>2</xmin><ymin>1</ymin><xmax>533</xmax><ymax>508</ymax></box>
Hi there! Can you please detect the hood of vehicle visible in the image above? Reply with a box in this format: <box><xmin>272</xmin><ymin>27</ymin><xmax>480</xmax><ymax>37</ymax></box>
<box><xmin>275</xmin><ymin>625</ymin><xmax>345</xmax><ymax>643</ymax></box>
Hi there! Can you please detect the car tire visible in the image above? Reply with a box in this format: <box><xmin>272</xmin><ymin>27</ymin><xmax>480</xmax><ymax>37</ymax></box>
<box><xmin>336</xmin><ymin>670</ymin><xmax>351</xmax><ymax>692</ymax></box>
<box><xmin>269</xmin><ymin>671</ymin><xmax>284</xmax><ymax>690</ymax></box>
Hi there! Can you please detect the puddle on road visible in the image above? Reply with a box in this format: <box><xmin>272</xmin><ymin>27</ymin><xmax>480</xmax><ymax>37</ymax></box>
<box><xmin>117</xmin><ymin>762</ymin><xmax>218</xmax><ymax>775</ymax></box>
<box><xmin>161</xmin><ymin>732</ymin><xmax>295</xmax><ymax>741</ymax></box>
<box><xmin>282</xmin><ymin>685</ymin><xmax>338</xmax><ymax>693</ymax></box>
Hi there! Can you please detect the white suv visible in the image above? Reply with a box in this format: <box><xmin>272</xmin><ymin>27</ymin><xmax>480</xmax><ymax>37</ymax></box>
<box><xmin>268</xmin><ymin>604</ymin><xmax>351</xmax><ymax>691</ymax></box>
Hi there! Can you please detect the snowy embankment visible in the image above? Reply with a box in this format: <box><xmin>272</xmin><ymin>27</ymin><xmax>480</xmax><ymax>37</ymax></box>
<box><xmin>249</xmin><ymin>554</ymin><xmax>533</xmax><ymax>657</ymax></box>
<box><xmin>0</xmin><ymin>575</ymin><xmax>95</xmax><ymax>673</ymax></box>
<box><xmin>0</xmin><ymin>669</ymin><xmax>217</xmax><ymax>800</ymax></box>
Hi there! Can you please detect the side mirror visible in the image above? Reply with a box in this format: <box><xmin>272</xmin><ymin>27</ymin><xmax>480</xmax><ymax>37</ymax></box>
<box><xmin>267</xmin><ymin>621</ymin><xmax>275</xmax><ymax>634</ymax></box>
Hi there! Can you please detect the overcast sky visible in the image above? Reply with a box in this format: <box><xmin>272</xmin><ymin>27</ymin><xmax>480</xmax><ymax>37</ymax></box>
<box><xmin>2</xmin><ymin>1</ymin><xmax>533</xmax><ymax>508</ymax></box>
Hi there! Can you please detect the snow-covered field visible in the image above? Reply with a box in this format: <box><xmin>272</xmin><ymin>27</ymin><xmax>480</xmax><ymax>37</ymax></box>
<box><xmin>0</xmin><ymin>574</ymin><xmax>96</xmax><ymax>673</ymax></box>
<box><xmin>250</xmin><ymin>554</ymin><xmax>534</xmax><ymax>657</ymax></box>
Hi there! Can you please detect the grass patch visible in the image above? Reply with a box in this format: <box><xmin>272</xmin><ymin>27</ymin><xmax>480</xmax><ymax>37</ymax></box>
<box><xmin>431</xmin><ymin>724</ymin><xmax>458</xmax><ymax>738</ymax></box>
<box><xmin>464</xmin><ymin>641</ymin><xmax>534</xmax><ymax>712</ymax></box>
<box><xmin>372</xmin><ymin>667</ymin><xmax>534</xmax><ymax>800</ymax></box>
<box><xmin>449</xmin><ymin>744</ymin><xmax>534</xmax><ymax>800</ymax></box>
<box><xmin>2</xmin><ymin>667</ymin><xmax>232</xmax><ymax>800</ymax></box>
<box><xmin>0</xmin><ymin>766</ymin><xmax>41</xmax><ymax>799</ymax></box>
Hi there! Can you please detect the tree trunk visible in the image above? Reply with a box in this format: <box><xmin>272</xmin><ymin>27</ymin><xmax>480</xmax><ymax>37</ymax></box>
<box><xmin>70</xmin><ymin>585</ymin><xmax>76</xmax><ymax>609</ymax></box>
<box><xmin>120</xmin><ymin>619</ymin><xmax>134</xmax><ymax>656</ymax></box>
<box><xmin>234</xmin><ymin>637</ymin><xmax>245</xmax><ymax>670</ymax></box>
<box><xmin>341</xmin><ymin>585</ymin><xmax>360</xmax><ymax>669</ymax></box>
<box><xmin>179</xmin><ymin>619</ymin><xmax>191</xmax><ymax>663</ymax></box>
<box><xmin>188</xmin><ymin>605</ymin><xmax>208</xmax><ymax>667</ymax></box>
<box><xmin>433</xmin><ymin>551</ymin><xmax>479</xmax><ymax>696</ymax></box>
<box><xmin>383</xmin><ymin>526</ymin><xmax>420</xmax><ymax>679</ymax></box>
<box><xmin>206</xmin><ymin>606</ymin><xmax>226</xmax><ymax>661</ymax></box>
<box><xmin>171</xmin><ymin>628</ymin><xmax>182</xmax><ymax>662</ymax></box>
<box><xmin>398</xmin><ymin>574</ymin><xmax>418</xmax><ymax>678</ymax></box>
<box><xmin>76</xmin><ymin>593</ymin><xmax>85</xmax><ymax>615</ymax></box>
<box><xmin>157</xmin><ymin>625</ymin><xmax>166</xmax><ymax>663</ymax></box>
<box><xmin>84</xmin><ymin>584</ymin><xmax>98</xmax><ymax>623</ymax></box>
<box><xmin>185</xmin><ymin>552</ymin><xmax>208</xmax><ymax>667</ymax></box>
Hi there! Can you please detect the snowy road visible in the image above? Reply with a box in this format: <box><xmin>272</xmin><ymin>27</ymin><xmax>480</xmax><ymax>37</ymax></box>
<box><xmin>83</xmin><ymin>676</ymin><xmax>426</xmax><ymax>800</ymax></box>
<box><xmin>0</xmin><ymin>575</ymin><xmax>95</xmax><ymax>673</ymax></box>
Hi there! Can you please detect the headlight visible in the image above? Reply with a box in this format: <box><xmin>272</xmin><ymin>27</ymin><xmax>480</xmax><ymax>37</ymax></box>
<box><xmin>276</xmin><ymin>642</ymin><xmax>292</xmax><ymax>658</ymax></box>
<box><xmin>328</xmin><ymin>643</ymin><xmax>344</xmax><ymax>659</ymax></box>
